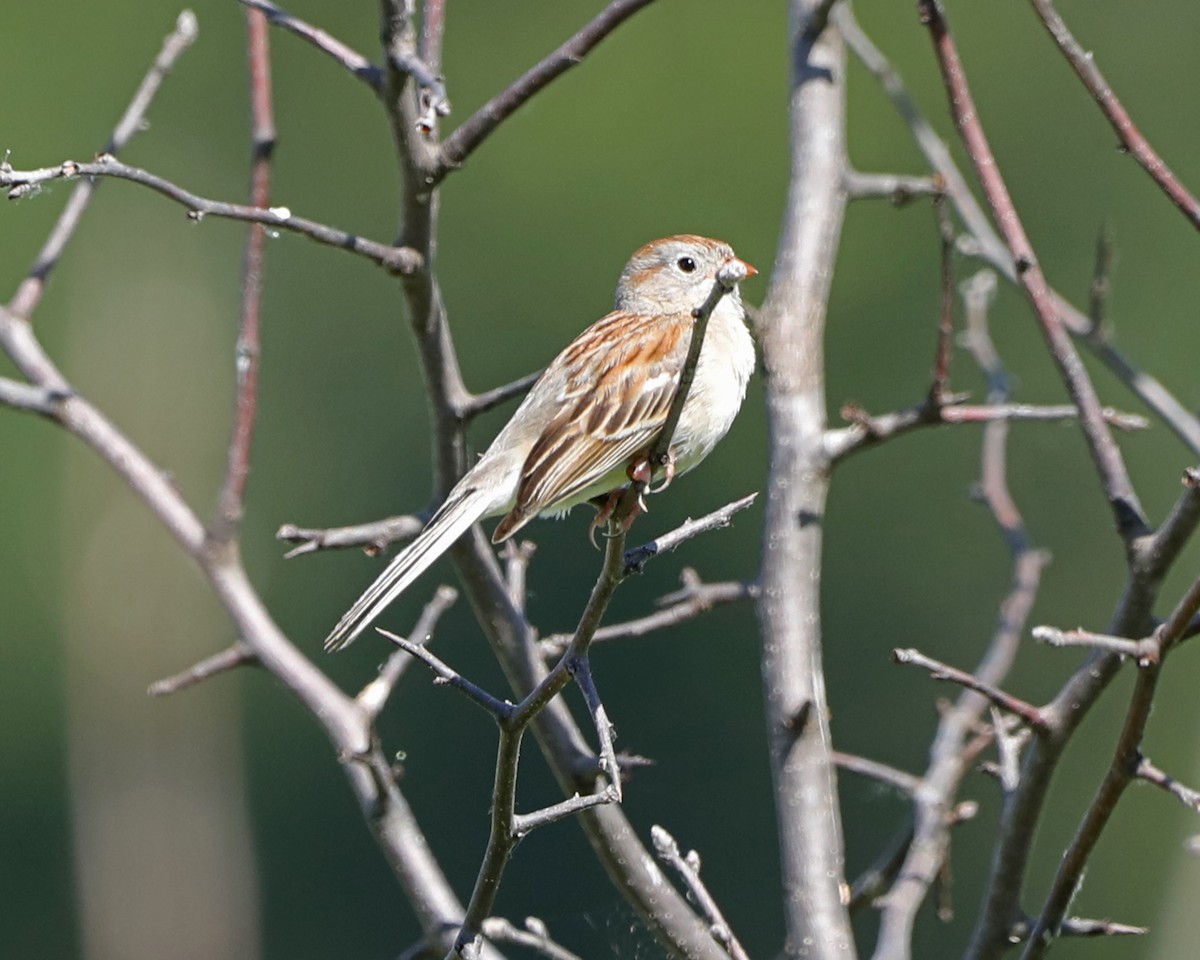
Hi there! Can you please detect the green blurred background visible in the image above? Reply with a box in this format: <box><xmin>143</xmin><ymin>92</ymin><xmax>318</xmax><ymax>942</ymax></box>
<box><xmin>3</xmin><ymin>1</ymin><xmax>1200</xmax><ymax>957</ymax></box>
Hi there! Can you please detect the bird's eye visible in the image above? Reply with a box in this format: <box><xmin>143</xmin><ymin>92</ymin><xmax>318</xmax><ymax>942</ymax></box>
<box><xmin>677</xmin><ymin>256</ymin><xmax>697</xmax><ymax>273</ymax></box>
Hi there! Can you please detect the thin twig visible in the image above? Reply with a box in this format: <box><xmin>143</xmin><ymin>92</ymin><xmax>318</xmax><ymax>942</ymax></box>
<box><xmin>377</xmin><ymin>627</ymin><xmax>512</xmax><ymax>719</ymax></box>
<box><xmin>390</xmin><ymin>48</ymin><xmax>452</xmax><ymax>135</ymax></box>
<box><xmin>510</xmin><ymin>791</ymin><xmax>616</xmax><ymax>837</ymax></box>
<box><xmin>872</xmin><ymin>266</ymin><xmax>1050</xmax><ymax>959</ymax></box>
<box><xmin>7</xmin><ymin>10</ymin><xmax>198</xmax><ymax>319</ymax></box>
<box><xmin>646</xmin><ymin>264</ymin><xmax>752</xmax><ymax>482</ymax></box>
<box><xmin>565</xmin><ymin>654</ymin><xmax>621</xmax><ymax>802</ymax></box>
<box><xmin>437</xmin><ymin>0</ymin><xmax>657</xmax><ymax>178</ymax></box>
<box><xmin>211</xmin><ymin>6</ymin><xmax>276</xmax><ymax>543</ymax></box>
<box><xmin>461</xmin><ymin>369</ymin><xmax>541</xmax><ymax>419</ymax></box>
<box><xmin>622</xmin><ymin>493</ymin><xmax>758</xmax><ymax>574</ymax></box>
<box><xmin>651</xmin><ymin>826</ymin><xmax>752</xmax><ymax>960</ymax></box>
<box><xmin>1027</xmin><ymin>0</ymin><xmax>1200</xmax><ymax>230</ymax></box>
<box><xmin>929</xmin><ymin>192</ymin><xmax>956</xmax><ymax>401</ymax></box>
<box><xmin>834</xmin><ymin>1</ymin><xmax>1200</xmax><ymax>457</ymax></box>
<box><xmin>277</xmin><ymin>513</ymin><xmax>426</xmax><ymax>558</ymax></box>
<box><xmin>1136</xmin><ymin>755</ymin><xmax>1200</xmax><ymax>812</ymax></box>
<box><xmin>479</xmin><ymin>918</ymin><xmax>581</xmax><ymax>960</ymax></box>
<box><xmin>918</xmin><ymin>0</ymin><xmax>1148</xmax><ymax>546</ymax></box>
<box><xmin>1022</xmin><ymin>569</ymin><xmax>1200</xmax><ymax>957</ymax></box>
<box><xmin>0</xmin><ymin>378</ymin><xmax>59</xmax><ymax>415</ymax></box>
<box><xmin>0</xmin><ymin>159</ymin><xmax>423</xmax><ymax>275</ymax></box>
<box><xmin>240</xmin><ymin>0</ymin><xmax>382</xmax><ymax>89</ymax></box>
<box><xmin>450</xmin><ymin>502</ymin><xmax>635</xmax><ymax>959</ymax></box>
<box><xmin>1136</xmin><ymin>467</ymin><xmax>1200</xmax><ymax>583</ymax></box>
<box><xmin>827</xmin><ymin>400</ymin><xmax>1147</xmax><ymax>463</ymax></box>
<box><xmin>539</xmin><ymin>575</ymin><xmax>757</xmax><ymax>656</ymax></box>
<box><xmin>833</xmin><ymin>751</ymin><xmax>921</xmax><ymax>797</ymax></box>
<box><xmin>1032</xmin><ymin>626</ymin><xmax>1146</xmax><ymax>660</ymax></box>
<box><xmin>844</xmin><ymin>170</ymin><xmax>940</xmax><ymax>204</ymax></box>
<box><xmin>148</xmin><ymin>643</ymin><xmax>257</xmax><ymax>696</ymax></box>
<box><xmin>358</xmin><ymin>586</ymin><xmax>459</xmax><ymax>717</ymax></box>
<box><xmin>893</xmin><ymin>648</ymin><xmax>1048</xmax><ymax>733</ymax></box>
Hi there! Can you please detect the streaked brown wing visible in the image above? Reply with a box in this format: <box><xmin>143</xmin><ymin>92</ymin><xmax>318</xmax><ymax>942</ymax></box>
<box><xmin>493</xmin><ymin>311</ymin><xmax>690</xmax><ymax>540</ymax></box>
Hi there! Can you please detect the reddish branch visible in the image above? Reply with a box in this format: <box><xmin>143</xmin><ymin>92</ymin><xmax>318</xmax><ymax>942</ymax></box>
<box><xmin>917</xmin><ymin>0</ymin><xmax>1147</xmax><ymax>546</ymax></box>
<box><xmin>212</xmin><ymin>7</ymin><xmax>276</xmax><ymax>541</ymax></box>
<box><xmin>1028</xmin><ymin>0</ymin><xmax>1200</xmax><ymax>231</ymax></box>
<box><xmin>834</xmin><ymin>2</ymin><xmax>1200</xmax><ymax>457</ymax></box>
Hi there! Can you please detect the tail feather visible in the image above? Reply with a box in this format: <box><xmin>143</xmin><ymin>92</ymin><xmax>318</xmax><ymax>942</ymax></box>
<box><xmin>324</xmin><ymin>486</ymin><xmax>488</xmax><ymax>651</ymax></box>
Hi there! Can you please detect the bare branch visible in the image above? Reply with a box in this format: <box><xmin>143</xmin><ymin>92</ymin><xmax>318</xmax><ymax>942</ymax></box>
<box><xmin>211</xmin><ymin>6</ymin><xmax>276</xmax><ymax>543</ymax></box>
<box><xmin>753</xmin><ymin>1</ymin><xmax>854</xmax><ymax>953</ymax></box>
<box><xmin>917</xmin><ymin>0</ymin><xmax>1148</xmax><ymax>546</ymax></box>
<box><xmin>377</xmin><ymin>627</ymin><xmax>512</xmax><ymax>720</ymax></box>
<box><xmin>1136</xmin><ymin>755</ymin><xmax>1200</xmax><ymax>813</ymax></box>
<box><xmin>833</xmin><ymin>751</ymin><xmax>921</xmax><ymax>797</ymax></box>
<box><xmin>437</xmin><ymin>0</ymin><xmax>658</xmax><ymax>178</ymax></box>
<box><xmin>461</xmin><ymin>369</ymin><xmax>541</xmax><ymax>419</ymax></box>
<box><xmin>835</xmin><ymin>1</ymin><xmax>1200</xmax><ymax>457</ymax></box>
<box><xmin>1058</xmin><ymin>917</ymin><xmax>1147</xmax><ymax>938</ymax></box>
<box><xmin>826</xmin><ymin>399</ymin><xmax>1147</xmax><ymax>463</ymax></box>
<box><xmin>419</xmin><ymin>0</ymin><xmax>447</xmax><ymax>73</ymax></box>
<box><xmin>358</xmin><ymin>586</ymin><xmax>460</xmax><ymax>717</ymax></box>
<box><xmin>622</xmin><ymin>492</ymin><xmax>758</xmax><ymax>575</ymax></box>
<box><xmin>240</xmin><ymin>0</ymin><xmax>382</xmax><ymax>90</ymax></box>
<box><xmin>0</xmin><ymin>159</ymin><xmax>423</xmax><ymax>275</ymax></box>
<box><xmin>479</xmin><ymin>918</ymin><xmax>581</xmax><ymax>960</ymax></box>
<box><xmin>651</xmin><ymin>826</ymin><xmax>752</xmax><ymax>960</ymax></box>
<box><xmin>1027</xmin><ymin>0</ymin><xmax>1200</xmax><ymax>230</ymax></box>
<box><xmin>645</xmin><ymin>264</ymin><xmax>754</xmax><ymax>486</ymax></box>
<box><xmin>1032</xmin><ymin>626</ymin><xmax>1146</xmax><ymax>660</ymax></box>
<box><xmin>844</xmin><ymin>170</ymin><xmax>940</xmax><ymax>203</ymax></box>
<box><xmin>893</xmin><ymin>648</ymin><xmax>1048</xmax><ymax>733</ymax></box>
<box><xmin>1020</xmin><ymin>568</ymin><xmax>1200</xmax><ymax>956</ymax></box>
<box><xmin>929</xmin><ymin>192</ymin><xmax>956</xmax><ymax>402</ymax></box>
<box><xmin>0</xmin><ymin>378</ymin><xmax>59</xmax><ymax>415</ymax></box>
<box><xmin>873</xmin><ymin>268</ymin><xmax>1050</xmax><ymax>958</ymax></box>
<box><xmin>8</xmin><ymin>10</ymin><xmax>198</xmax><ymax>319</ymax></box>
<box><xmin>1136</xmin><ymin>467</ymin><xmax>1200</xmax><ymax>583</ymax></box>
<box><xmin>148</xmin><ymin>643</ymin><xmax>256</xmax><ymax>697</ymax></box>
<box><xmin>566</xmin><ymin>655</ymin><xmax>621</xmax><ymax>802</ymax></box>
<box><xmin>277</xmin><ymin>513</ymin><xmax>426</xmax><ymax>558</ymax></box>
<box><xmin>511</xmin><ymin>790</ymin><xmax>618</xmax><ymax>838</ymax></box>
<box><xmin>539</xmin><ymin>575</ymin><xmax>757</xmax><ymax>657</ymax></box>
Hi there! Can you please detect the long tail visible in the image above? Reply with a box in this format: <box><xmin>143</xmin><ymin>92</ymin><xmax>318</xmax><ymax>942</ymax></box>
<box><xmin>324</xmin><ymin>484</ymin><xmax>490</xmax><ymax>651</ymax></box>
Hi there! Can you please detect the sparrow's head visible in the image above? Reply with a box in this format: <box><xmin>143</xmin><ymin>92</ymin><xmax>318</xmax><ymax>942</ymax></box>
<box><xmin>614</xmin><ymin>234</ymin><xmax>757</xmax><ymax>314</ymax></box>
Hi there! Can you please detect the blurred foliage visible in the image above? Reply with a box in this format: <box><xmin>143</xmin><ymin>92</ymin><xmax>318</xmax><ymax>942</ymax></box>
<box><xmin>2</xmin><ymin>1</ymin><xmax>1200</xmax><ymax>958</ymax></box>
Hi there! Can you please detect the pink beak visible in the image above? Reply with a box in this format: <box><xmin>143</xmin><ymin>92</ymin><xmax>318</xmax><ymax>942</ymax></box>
<box><xmin>734</xmin><ymin>257</ymin><xmax>758</xmax><ymax>279</ymax></box>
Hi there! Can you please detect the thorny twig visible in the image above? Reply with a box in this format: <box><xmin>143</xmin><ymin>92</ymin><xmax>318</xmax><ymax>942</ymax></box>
<box><xmin>652</xmin><ymin>826</ymin><xmax>751</xmax><ymax>960</ymax></box>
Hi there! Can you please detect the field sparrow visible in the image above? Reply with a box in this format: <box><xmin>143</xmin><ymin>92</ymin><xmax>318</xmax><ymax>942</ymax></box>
<box><xmin>325</xmin><ymin>234</ymin><xmax>757</xmax><ymax>651</ymax></box>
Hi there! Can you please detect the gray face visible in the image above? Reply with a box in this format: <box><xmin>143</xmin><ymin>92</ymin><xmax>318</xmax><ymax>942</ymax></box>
<box><xmin>614</xmin><ymin>235</ymin><xmax>736</xmax><ymax>314</ymax></box>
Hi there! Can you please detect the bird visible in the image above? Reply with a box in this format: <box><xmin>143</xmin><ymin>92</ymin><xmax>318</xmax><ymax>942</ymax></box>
<box><xmin>325</xmin><ymin>234</ymin><xmax>757</xmax><ymax>651</ymax></box>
